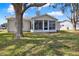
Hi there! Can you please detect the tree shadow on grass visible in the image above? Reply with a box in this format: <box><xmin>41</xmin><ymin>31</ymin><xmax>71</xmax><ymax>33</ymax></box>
<box><xmin>0</xmin><ymin>33</ymin><xmax>72</xmax><ymax>56</ymax></box>
<box><xmin>14</xmin><ymin>39</ymin><xmax>70</xmax><ymax>56</ymax></box>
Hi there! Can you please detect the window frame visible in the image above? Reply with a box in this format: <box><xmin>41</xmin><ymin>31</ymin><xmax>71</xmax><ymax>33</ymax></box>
<box><xmin>34</xmin><ymin>20</ymin><xmax>43</xmax><ymax>30</ymax></box>
<box><xmin>49</xmin><ymin>20</ymin><xmax>55</xmax><ymax>30</ymax></box>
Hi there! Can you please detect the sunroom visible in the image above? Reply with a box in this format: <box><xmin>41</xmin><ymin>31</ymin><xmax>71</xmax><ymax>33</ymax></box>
<box><xmin>30</xmin><ymin>14</ymin><xmax>58</xmax><ymax>32</ymax></box>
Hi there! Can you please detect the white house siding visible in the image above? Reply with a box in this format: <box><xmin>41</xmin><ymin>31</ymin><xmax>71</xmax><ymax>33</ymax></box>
<box><xmin>23</xmin><ymin>20</ymin><xmax>30</xmax><ymax>32</ymax></box>
<box><xmin>60</xmin><ymin>21</ymin><xmax>79</xmax><ymax>31</ymax></box>
<box><xmin>56</xmin><ymin>21</ymin><xmax>60</xmax><ymax>31</ymax></box>
<box><xmin>76</xmin><ymin>22</ymin><xmax>79</xmax><ymax>30</ymax></box>
<box><xmin>8</xmin><ymin>19</ymin><xmax>17</xmax><ymax>33</ymax></box>
<box><xmin>60</xmin><ymin>21</ymin><xmax>73</xmax><ymax>30</ymax></box>
<box><xmin>7</xmin><ymin>19</ymin><xmax>31</xmax><ymax>33</ymax></box>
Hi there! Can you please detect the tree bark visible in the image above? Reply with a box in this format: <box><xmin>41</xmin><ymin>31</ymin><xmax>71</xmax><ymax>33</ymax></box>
<box><xmin>15</xmin><ymin>13</ymin><xmax>23</xmax><ymax>39</ymax></box>
<box><xmin>73</xmin><ymin>23</ymin><xmax>76</xmax><ymax>31</ymax></box>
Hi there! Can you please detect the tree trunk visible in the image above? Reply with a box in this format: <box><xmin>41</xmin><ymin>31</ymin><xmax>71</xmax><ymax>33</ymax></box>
<box><xmin>72</xmin><ymin>18</ymin><xmax>76</xmax><ymax>31</ymax></box>
<box><xmin>73</xmin><ymin>23</ymin><xmax>76</xmax><ymax>31</ymax></box>
<box><xmin>15</xmin><ymin>13</ymin><xmax>23</xmax><ymax>39</ymax></box>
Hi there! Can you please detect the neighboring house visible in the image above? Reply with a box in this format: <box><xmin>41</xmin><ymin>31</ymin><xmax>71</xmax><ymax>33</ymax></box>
<box><xmin>7</xmin><ymin>14</ymin><xmax>59</xmax><ymax>33</ymax></box>
<box><xmin>0</xmin><ymin>23</ymin><xmax>7</xmax><ymax>30</ymax></box>
<box><xmin>0</xmin><ymin>23</ymin><xmax>7</xmax><ymax>29</ymax></box>
<box><xmin>59</xmin><ymin>20</ymin><xmax>79</xmax><ymax>30</ymax></box>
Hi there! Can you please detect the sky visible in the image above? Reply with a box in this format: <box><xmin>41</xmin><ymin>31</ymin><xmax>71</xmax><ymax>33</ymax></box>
<box><xmin>0</xmin><ymin>3</ymin><xmax>70</xmax><ymax>25</ymax></box>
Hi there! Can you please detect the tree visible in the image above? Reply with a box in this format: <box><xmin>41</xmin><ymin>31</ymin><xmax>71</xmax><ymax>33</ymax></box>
<box><xmin>64</xmin><ymin>3</ymin><xmax>79</xmax><ymax>31</ymax></box>
<box><xmin>50</xmin><ymin>3</ymin><xmax>79</xmax><ymax>31</ymax></box>
<box><xmin>12</xmin><ymin>3</ymin><xmax>46</xmax><ymax>39</ymax></box>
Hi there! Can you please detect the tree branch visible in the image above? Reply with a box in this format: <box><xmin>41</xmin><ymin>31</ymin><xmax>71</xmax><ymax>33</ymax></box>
<box><xmin>22</xmin><ymin>3</ymin><xmax>46</xmax><ymax>14</ymax></box>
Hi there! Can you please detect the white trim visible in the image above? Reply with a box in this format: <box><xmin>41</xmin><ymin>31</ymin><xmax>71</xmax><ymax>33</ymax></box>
<box><xmin>33</xmin><ymin>20</ymin><xmax>34</xmax><ymax>31</ymax></box>
<box><xmin>55</xmin><ymin>21</ymin><xmax>58</xmax><ymax>31</ymax></box>
<box><xmin>43</xmin><ymin>20</ymin><xmax>44</xmax><ymax>31</ymax></box>
<box><xmin>32</xmin><ymin>30</ymin><xmax>57</xmax><ymax>32</ymax></box>
<box><xmin>48</xmin><ymin>20</ymin><xmax>49</xmax><ymax>31</ymax></box>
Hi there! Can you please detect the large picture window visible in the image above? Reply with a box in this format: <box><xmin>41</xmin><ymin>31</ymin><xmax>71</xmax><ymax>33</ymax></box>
<box><xmin>49</xmin><ymin>21</ymin><xmax>55</xmax><ymax>30</ymax></box>
<box><xmin>35</xmin><ymin>20</ymin><xmax>43</xmax><ymax>30</ymax></box>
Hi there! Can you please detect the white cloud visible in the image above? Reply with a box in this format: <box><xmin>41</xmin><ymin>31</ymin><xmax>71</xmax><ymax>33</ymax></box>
<box><xmin>7</xmin><ymin>5</ymin><xmax>15</xmax><ymax>15</ymax></box>
<box><xmin>47</xmin><ymin>11</ymin><xmax>64</xmax><ymax>16</ymax></box>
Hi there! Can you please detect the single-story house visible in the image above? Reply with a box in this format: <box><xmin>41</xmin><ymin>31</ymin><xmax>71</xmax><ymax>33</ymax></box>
<box><xmin>7</xmin><ymin>14</ymin><xmax>60</xmax><ymax>33</ymax></box>
<box><xmin>59</xmin><ymin>20</ymin><xmax>79</xmax><ymax>30</ymax></box>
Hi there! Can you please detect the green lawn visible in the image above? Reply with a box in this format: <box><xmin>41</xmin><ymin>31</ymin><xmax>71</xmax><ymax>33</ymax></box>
<box><xmin>0</xmin><ymin>31</ymin><xmax>79</xmax><ymax>56</ymax></box>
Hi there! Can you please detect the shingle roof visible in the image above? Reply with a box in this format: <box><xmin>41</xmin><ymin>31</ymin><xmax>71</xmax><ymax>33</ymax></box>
<box><xmin>32</xmin><ymin>14</ymin><xmax>58</xmax><ymax>20</ymax></box>
<box><xmin>7</xmin><ymin>14</ymin><xmax>58</xmax><ymax>21</ymax></box>
<box><xmin>59</xmin><ymin>20</ymin><xmax>71</xmax><ymax>23</ymax></box>
<box><xmin>6</xmin><ymin>16</ymin><xmax>32</xmax><ymax>20</ymax></box>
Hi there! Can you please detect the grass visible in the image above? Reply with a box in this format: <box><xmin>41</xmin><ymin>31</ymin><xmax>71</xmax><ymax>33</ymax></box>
<box><xmin>0</xmin><ymin>30</ymin><xmax>79</xmax><ymax>56</ymax></box>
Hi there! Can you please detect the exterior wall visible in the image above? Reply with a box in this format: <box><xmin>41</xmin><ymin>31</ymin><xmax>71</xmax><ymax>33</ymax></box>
<box><xmin>8</xmin><ymin>19</ymin><xmax>17</xmax><ymax>33</ymax></box>
<box><xmin>7</xmin><ymin>19</ymin><xmax>30</xmax><ymax>33</ymax></box>
<box><xmin>56</xmin><ymin>21</ymin><xmax>60</xmax><ymax>31</ymax></box>
<box><xmin>23</xmin><ymin>20</ymin><xmax>30</xmax><ymax>32</ymax></box>
<box><xmin>76</xmin><ymin>22</ymin><xmax>79</xmax><ymax>30</ymax></box>
<box><xmin>60</xmin><ymin>21</ymin><xmax>73</xmax><ymax>30</ymax></box>
<box><xmin>7</xmin><ymin>15</ymin><xmax>58</xmax><ymax>33</ymax></box>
